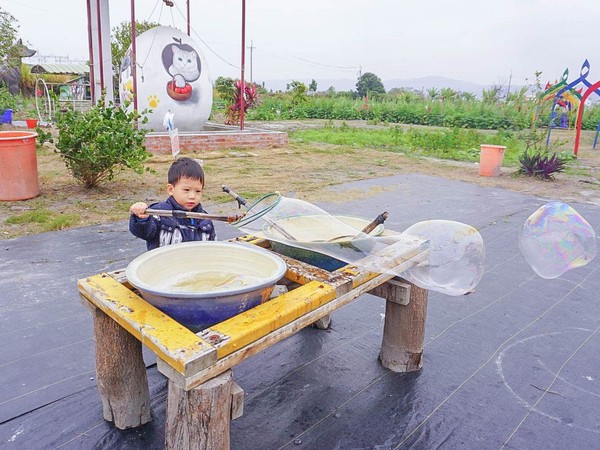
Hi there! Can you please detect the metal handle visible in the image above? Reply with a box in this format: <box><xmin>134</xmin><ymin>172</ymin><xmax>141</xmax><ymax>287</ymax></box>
<box><xmin>222</xmin><ymin>185</ymin><xmax>248</xmax><ymax>209</ymax></box>
<box><xmin>221</xmin><ymin>185</ymin><xmax>297</xmax><ymax>241</ymax></box>
<box><xmin>145</xmin><ymin>209</ymin><xmax>244</xmax><ymax>223</ymax></box>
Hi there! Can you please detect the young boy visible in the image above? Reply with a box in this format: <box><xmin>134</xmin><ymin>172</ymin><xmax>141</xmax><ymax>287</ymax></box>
<box><xmin>129</xmin><ymin>157</ymin><xmax>216</xmax><ymax>250</ymax></box>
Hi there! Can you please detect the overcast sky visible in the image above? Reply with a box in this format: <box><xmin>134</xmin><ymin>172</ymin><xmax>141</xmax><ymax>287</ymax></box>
<box><xmin>3</xmin><ymin>0</ymin><xmax>600</xmax><ymax>89</ymax></box>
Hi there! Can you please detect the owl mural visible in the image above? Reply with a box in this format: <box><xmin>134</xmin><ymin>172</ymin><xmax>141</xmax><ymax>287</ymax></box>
<box><xmin>119</xmin><ymin>26</ymin><xmax>213</xmax><ymax>131</ymax></box>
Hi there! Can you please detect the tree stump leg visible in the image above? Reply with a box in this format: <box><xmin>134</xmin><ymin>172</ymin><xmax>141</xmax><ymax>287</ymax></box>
<box><xmin>93</xmin><ymin>307</ymin><xmax>151</xmax><ymax>429</ymax></box>
<box><xmin>313</xmin><ymin>313</ymin><xmax>332</xmax><ymax>329</ymax></box>
<box><xmin>165</xmin><ymin>370</ymin><xmax>234</xmax><ymax>450</ymax></box>
<box><xmin>371</xmin><ymin>278</ymin><xmax>428</xmax><ymax>372</ymax></box>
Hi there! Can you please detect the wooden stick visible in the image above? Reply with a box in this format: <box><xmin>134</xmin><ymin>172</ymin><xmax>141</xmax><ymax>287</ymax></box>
<box><xmin>145</xmin><ymin>209</ymin><xmax>244</xmax><ymax>223</ymax></box>
<box><xmin>362</xmin><ymin>211</ymin><xmax>389</xmax><ymax>234</ymax></box>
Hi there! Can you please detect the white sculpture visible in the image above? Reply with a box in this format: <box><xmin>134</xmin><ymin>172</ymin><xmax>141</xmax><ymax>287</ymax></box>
<box><xmin>119</xmin><ymin>26</ymin><xmax>213</xmax><ymax>132</ymax></box>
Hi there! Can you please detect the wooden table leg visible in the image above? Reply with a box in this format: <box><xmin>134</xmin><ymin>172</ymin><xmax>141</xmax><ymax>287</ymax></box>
<box><xmin>370</xmin><ymin>278</ymin><xmax>428</xmax><ymax>372</ymax></box>
<box><xmin>313</xmin><ymin>313</ymin><xmax>332</xmax><ymax>329</ymax></box>
<box><xmin>166</xmin><ymin>370</ymin><xmax>234</xmax><ymax>450</ymax></box>
<box><xmin>93</xmin><ymin>307</ymin><xmax>151</xmax><ymax>429</ymax></box>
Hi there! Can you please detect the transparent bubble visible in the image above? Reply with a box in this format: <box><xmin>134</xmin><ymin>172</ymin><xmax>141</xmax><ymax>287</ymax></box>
<box><xmin>232</xmin><ymin>195</ymin><xmax>485</xmax><ymax>295</ymax></box>
<box><xmin>519</xmin><ymin>202</ymin><xmax>597</xmax><ymax>279</ymax></box>
<box><xmin>401</xmin><ymin>220</ymin><xmax>486</xmax><ymax>296</ymax></box>
<box><xmin>233</xmin><ymin>194</ymin><xmax>429</xmax><ymax>274</ymax></box>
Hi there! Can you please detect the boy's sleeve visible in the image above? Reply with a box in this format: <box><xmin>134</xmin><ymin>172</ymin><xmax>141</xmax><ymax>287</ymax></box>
<box><xmin>198</xmin><ymin>219</ymin><xmax>216</xmax><ymax>241</ymax></box>
<box><xmin>129</xmin><ymin>214</ymin><xmax>160</xmax><ymax>241</ymax></box>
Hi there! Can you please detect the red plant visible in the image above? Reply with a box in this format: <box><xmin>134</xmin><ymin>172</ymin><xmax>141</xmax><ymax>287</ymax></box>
<box><xmin>225</xmin><ymin>80</ymin><xmax>260</xmax><ymax>125</ymax></box>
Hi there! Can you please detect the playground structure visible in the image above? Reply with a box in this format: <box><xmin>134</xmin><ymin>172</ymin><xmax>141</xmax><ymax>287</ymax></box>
<box><xmin>539</xmin><ymin>59</ymin><xmax>600</xmax><ymax>155</ymax></box>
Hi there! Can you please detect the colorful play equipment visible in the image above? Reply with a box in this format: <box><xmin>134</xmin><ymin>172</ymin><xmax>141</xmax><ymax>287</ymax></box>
<box><xmin>574</xmin><ymin>78</ymin><xmax>600</xmax><ymax>155</ymax></box>
<box><xmin>538</xmin><ymin>60</ymin><xmax>600</xmax><ymax>155</ymax></box>
<box><xmin>533</xmin><ymin>70</ymin><xmax>577</xmax><ymax>132</ymax></box>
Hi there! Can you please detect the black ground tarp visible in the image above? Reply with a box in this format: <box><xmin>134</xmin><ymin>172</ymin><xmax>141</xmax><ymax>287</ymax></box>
<box><xmin>1</xmin><ymin>173</ymin><xmax>599</xmax><ymax>449</ymax></box>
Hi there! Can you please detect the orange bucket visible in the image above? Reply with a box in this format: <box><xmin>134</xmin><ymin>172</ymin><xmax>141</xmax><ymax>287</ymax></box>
<box><xmin>479</xmin><ymin>144</ymin><xmax>506</xmax><ymax>177</ymax></box>
<box><xmin>0</xmin><ymin>131</ymin><xmax>39</xmax><ymax>201</ymax></box>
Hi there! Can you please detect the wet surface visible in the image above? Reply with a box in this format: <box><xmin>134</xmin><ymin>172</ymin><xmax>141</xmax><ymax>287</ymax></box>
<box><xmin>1</xmin><ymin>173</ymin><xmax>599</xmax><ymax>449</ymax></box>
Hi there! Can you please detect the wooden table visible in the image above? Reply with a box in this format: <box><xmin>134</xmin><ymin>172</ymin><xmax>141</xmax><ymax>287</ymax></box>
<box><xmin>77</xmin><ymin>234</ymin><xmax>429</xmax><ymax>450</ymax></box>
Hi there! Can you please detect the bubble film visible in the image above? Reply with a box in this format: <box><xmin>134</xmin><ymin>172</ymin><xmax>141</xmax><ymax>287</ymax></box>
<box><xmin>233</xmin><ymin>195</ymin><xmax>485</xmax><ymax>295</ymax></box>
<box><xmin>233</xmin><ymin>195</ymin><xmax>429</xmax><ymax>276</ymax></box>
<box><xmin>519</xmin><ymin>202</ymin><xmax>596</xmax><ymax>279</ymax></box>
<box><xmin>401</xmin><ymin>220</ymin><xmax>486</xmax><ymax>296</ymax></box>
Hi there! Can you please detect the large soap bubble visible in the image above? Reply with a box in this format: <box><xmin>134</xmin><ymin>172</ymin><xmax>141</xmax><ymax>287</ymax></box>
<box><xmin>519</xmin><ymin>202</ymin><xmax>596</xmax><ymax>279</ymax></box>
<box><xmin>230</xmin><ymin>193</ymin><xmax>485</xmax><ymax>295</ymax></box>
<box><xmin>232</xmin><ymin>193</ymin><xmax>429</xmax><ymax>275</ymax></box>
<box><xmin>401</xmin><ymin>220</ymin><xmax>486</xmax><ymax>296</ymax></box>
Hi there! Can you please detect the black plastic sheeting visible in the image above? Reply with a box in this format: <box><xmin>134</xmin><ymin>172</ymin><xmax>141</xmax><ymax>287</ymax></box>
<box><xmin>1</xmin><ymin>173</ymin><xmax>599</xmax><ymax>449</ymax></box>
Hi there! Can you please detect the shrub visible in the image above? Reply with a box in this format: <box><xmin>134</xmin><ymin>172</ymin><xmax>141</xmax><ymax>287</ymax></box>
<box><xmin>517</xmin><ymin>150</ymin><xmax>568</xmax><ymax>180</ymax></box>
<box><xmin>55</xmin><ymin>97</ymin><xmax>150</xmax><ymax>188</ymax></box>
<box><xmin>0</xmin><ymin>86</ymin><xmax>17</xmax><ymax>113</ymax></box>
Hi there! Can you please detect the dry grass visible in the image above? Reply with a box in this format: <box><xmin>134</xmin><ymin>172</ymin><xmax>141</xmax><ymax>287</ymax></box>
<box><xmin>2</xmin><ymin>122</ymin><xmax>600</xmax><ymax>239</ymax></box>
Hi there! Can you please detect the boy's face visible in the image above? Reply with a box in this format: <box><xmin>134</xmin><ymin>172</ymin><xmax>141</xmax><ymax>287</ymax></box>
<box><xmin>167</xmin><ymin>177</ymin><xmax>204</xmax><ymax>210</ymax></box>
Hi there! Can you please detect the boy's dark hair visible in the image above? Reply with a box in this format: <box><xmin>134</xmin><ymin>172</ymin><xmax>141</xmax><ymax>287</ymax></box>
<box><xmin>168</xmin><ymin>157</ymin><xmax>205</xmax><ymax>185</ymax></box>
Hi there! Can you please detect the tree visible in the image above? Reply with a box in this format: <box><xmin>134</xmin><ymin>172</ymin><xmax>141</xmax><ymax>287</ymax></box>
<box><xmin>111</xmin><ymin>20</ymin><xmax>160</xmax><ymax>74</ymax></box>
<box><xmin>308</xmin><ymin>79</ymin><xmax>318</xmax><ymax>94</ymax></box>
<box><xmin>426</xmin><ymin>87</ymin><xmax>439</xmax><ymax>100</ymax></box>
<box><xmin>439</xmin><ymin>87</ymin><xmax>459</xmax><ymax>101</ymax></box>
<box><xmin>289</xmin><ymin>80</ymin><xmax>308</xmax><ymax>105</ymax></box>
<box><xmin>356</xmin><ymin>72</ymin><xmax>385</xmax><ymax>98</ymax></box>
<box><xmin>0</xmin><ymin>7</ymin><xmax>21</xmax><ymax>64</ymax></box>
<box><xmin>460</xmin><ymin>91</ymin><xmax>476</xmax><ymax>102</ymax></box>
<box><xmin>481</xmin><ymin>85</ymin><xmax>503</xmax><ymax>104</ymax></box>
<box><xmin>214</xmin><ymin>76</ymin><xmax>237</xmax><ymax>105</ymax></box>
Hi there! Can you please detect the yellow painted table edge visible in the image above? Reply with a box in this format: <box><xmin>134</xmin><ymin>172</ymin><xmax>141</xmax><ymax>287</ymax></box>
<box><xmin>206</xmin><ymin>279</ymin><xmax>337</xmax><ymax>358</ymax></box>
<box><xmin>78</xmin><ymin>273</ymin><xmax>217</xmax><ymax>375</ymax></box>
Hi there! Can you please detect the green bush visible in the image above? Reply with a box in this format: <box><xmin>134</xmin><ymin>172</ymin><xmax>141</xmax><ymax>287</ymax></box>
<box><xmin>55</xmin><ymin>98</ymin><xmax>150</xmax><ymax>188</ymax></box>
<box><xmin>0</xmin><ymin>86</ymin><xmax>17</xmax><ymax>114</ymax></box>
<box><xmin>245</xmin><ymin>90</ymin><xmax>600</xmax><ymax>132</ymax></box>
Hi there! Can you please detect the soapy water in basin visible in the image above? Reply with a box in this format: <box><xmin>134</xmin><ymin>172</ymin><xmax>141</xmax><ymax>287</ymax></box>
<box><xmin>519</xmin><ymin>202</ymin><xmax>596</xmax><ymax>279</ymax></box>
<box><xmin>232</xmin><ymin>194</ymin><xmax>486</xmax><ymax>296</ymax></box>
<box><xmin>157</xmin><ymin>271</ymin><xmax>262</xmax><ymax>293</ymax></box>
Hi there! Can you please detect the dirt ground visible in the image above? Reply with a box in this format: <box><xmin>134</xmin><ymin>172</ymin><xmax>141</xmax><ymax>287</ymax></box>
<box><xmin>2</xmin><ymin>120</ymin><xmax>600</xmax><ymax>239</ymax></box>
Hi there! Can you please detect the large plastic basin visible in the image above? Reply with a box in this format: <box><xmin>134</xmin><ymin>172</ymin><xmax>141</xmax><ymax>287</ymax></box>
<box><xmin>126</xmin><ymin>241</ymin><xmax>287</xmax><ymax>331</ymax></box>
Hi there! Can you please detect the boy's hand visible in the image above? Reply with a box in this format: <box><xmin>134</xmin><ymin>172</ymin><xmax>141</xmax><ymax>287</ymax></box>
<box><xmin>130</xmin><ymin>202</ymin><xmax>149</xmax><ymax>219</ymax></box>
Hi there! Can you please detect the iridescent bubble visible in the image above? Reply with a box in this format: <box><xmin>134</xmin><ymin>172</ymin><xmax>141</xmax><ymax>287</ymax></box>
<box><xmin>519</xmin><ymin>202</ymin><xmax>596</xmax><ymax>279</ymax></box>
<box><xmin>401</xmin><ymin>220</ymin><xmax>485</xmax><ymax>296</ymax></box>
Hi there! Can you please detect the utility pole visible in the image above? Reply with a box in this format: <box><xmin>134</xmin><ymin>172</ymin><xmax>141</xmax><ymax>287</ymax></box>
<box><xmin>248</xmin><ymin>40</ymin><xmax>255</xmax><ymax>83</ymax></box>
<box><xmin>240</xmin><ymin>0</ymin><xmax>245</xmax><ymax>130</ymax></box>
<box><xmin>506</xmin><ymin>70</ymin><xmax>512</xmax><ymax>99</ymax></box>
